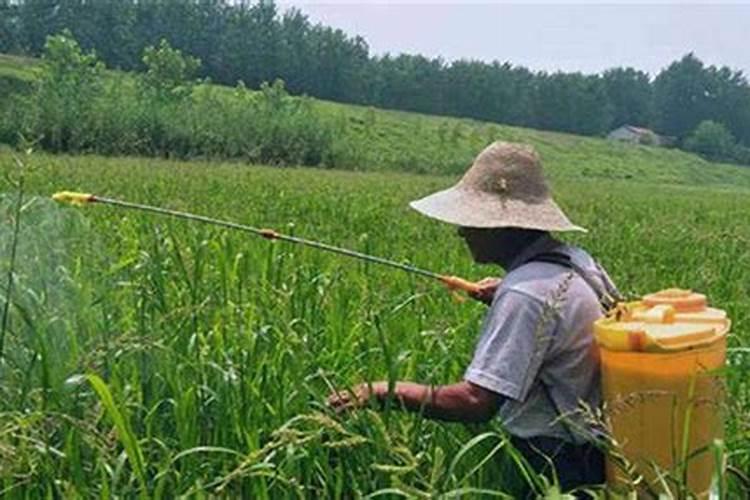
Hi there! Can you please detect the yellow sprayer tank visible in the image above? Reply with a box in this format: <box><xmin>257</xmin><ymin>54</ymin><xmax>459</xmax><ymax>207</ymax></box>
<box><xmin>594</xmin><ymin>289</ymin><xmax>729</xmax><ymax>497</ymax></box>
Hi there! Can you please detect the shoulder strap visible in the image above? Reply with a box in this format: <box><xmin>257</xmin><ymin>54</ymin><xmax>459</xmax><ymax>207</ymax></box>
<box><xmin>526</xmin><ymin>251</ymin><xmax>611</xmax><ymax>444</ymax></box>
<box><xmin>527</xmin><ymin>251</ymin><xmax>620</xmax><ymax>313</ymax></box>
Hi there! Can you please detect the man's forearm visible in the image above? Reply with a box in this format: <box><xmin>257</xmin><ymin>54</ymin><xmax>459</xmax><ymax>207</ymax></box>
<box><xmin>376</xmin><ymin>381</ymin><xmax>498</xmax><ymax>423</ymax></box>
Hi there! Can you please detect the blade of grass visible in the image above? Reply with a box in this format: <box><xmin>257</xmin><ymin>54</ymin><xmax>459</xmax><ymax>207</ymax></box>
<box><xmin>0</xmin><ymin>154</ymin><xmax>26</xmax><ymax>361</ymax></box>
<box><xmin>85</xmin><ymin>373</ymin><xmax>149</xmax><ymax>499</ymax></box>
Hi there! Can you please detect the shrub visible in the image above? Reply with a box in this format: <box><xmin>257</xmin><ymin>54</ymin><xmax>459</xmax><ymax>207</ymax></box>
<box><xmin>637</xmin><ymin>131</ymin><xmax>659</xmax><ymax>146</ymax></box>
<box><xmin>1</xmin><ymin>33</ymin><xmax>334</xmax><ymax>166</ymax></box>
<box><xmin>23</xmin><ymin>30</ymin><xmax>105</xmax><ymax>152</ymax></box>
<box><xmin>251</xmin><ymin>80</ymin><xmax>333</xmax><ymax>165</ymax></box>
<box><xmin>139</xmin><ymin>39</ymin><xmax>200</xmax><ymax>104</ymax></box>
<box><xmin>732</xmin><ymin>144</ymin><xmax>750</xmax><ymax>166</ymax></box>
<box><xmin>683</xmin><ymin>120</ymin><xmax>736</xmax><ymax>162</ymax></box>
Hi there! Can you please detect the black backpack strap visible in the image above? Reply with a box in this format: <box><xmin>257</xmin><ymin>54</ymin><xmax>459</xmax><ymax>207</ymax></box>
<box><xmin>525</xmin><ymin>251</ymin><xmax>617</xmax><ymax>444</ymax></box>
<box><xmin>528</xmin><ymin>251</ymin><xmax>619</xmax><ymax>313</ymax></box>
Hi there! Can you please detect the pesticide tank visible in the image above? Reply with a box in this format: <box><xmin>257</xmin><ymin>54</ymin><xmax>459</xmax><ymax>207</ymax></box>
<box><xmin>594</xmin><ymin>289</ymin><xmax>729</xmax><ymax>497</ymax></box>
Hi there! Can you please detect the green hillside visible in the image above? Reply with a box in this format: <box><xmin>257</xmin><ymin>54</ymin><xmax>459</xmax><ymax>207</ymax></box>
<box><xmin>2</xmin><ymin>52</ymin><xmax>750</xmax><ymax>190</ymax></box>
<box><xmin>0</xmin><ymin>53</ymin><xmax>38</xmax><ymax>80</ymax></box>
<box><xmin>0</xmin><ymin>53</ymin><xmax>38</xmax><ymax>96</ymax></box>
<box><xmin>318</xmin><ymin>98</ymin><xmax>750</xmax><ymax>186</ymax></box>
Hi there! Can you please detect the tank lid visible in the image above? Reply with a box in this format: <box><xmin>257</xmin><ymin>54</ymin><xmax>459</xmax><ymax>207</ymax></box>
<box><xmin>642</xmin><ymin>288</ymin><xmax>706</xmax><ymax>312</ymax></box>
<box><xmin>594</xmin><ymin>288</ymin><xmax>729</xmax><ymax>352</ymax></box>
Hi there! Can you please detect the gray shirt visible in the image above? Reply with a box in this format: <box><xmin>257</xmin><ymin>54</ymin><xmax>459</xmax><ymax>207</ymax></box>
<box><xmin>464</xmin><ymin>236</ymin><xmax>618</xmax><ymax>444</ymax></box>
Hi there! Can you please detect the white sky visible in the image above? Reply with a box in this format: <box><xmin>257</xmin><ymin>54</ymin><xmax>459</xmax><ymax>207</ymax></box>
<box><xmin>276</xmin><ymin>1</ymin><xmax>750</xmax><ymax>77</ymax></box>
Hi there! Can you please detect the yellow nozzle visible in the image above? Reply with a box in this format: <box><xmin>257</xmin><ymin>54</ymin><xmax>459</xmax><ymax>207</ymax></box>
<box><xmin>52</xmin><ymin>191</ymin><xmax>95</xmax><ymax>206</ymax></box>
<box><xmin>439</xmin><ymin>275</ymin><xmax>482</xmax><ymax>295</ymax></box>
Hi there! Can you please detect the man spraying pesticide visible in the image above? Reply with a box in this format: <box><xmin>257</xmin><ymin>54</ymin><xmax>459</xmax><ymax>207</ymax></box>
<box><xmin>54</xmin><ymin>142</ymin><xmax>731</xmax><ymax>495</ymax></box>
<box><xmin>328</xmin><ymin>141</ymin><xmax>621</xmax><ymax>493</ymax></box>
<box><xmin>53</xmin><ymin>141</ymin><xmax>619</xmax><ymax>492</ymax></box>
<box><xmin>328</xmin><ymin>142</ymin><xmax>732</xmax><ymax>497</ymax></box>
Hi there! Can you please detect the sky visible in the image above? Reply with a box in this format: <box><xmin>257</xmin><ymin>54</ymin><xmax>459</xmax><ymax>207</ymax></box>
<box><xmin>275</xmin><ymin>1</ymin><xmax>750</xmax><ymax>77</ymax></box>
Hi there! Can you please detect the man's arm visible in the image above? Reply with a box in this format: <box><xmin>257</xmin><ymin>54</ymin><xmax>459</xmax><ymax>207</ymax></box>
<box><xmin>328</xmin><ymin>380</ymin><xmax>501</xmax><ymax>424</ymax></box>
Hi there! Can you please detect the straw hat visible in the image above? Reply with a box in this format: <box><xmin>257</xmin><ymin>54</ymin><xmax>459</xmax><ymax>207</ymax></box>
<box><xmin>409</xmin><ymin>141</ymin><xmax>585</xmax><ymax>232</ymax></box>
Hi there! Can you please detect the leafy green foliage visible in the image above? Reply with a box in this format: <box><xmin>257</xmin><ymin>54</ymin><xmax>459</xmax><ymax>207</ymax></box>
<box><xmin>654</xmin><ymin>54</ymin><xmax>750</xmax><ymax>149</ymax></box>
<box><xmin>20</xmin><ymin>31</ymin><xmax>104</xmax><ymax>151</ymax></box>
<box><xmin>684</xmin><ymin>120</ymin><xmax>737</xmax><ymax>161</ymax></box>
<box><xmin>532</xmin><ymin>72</ymin><xmax>613</xmax><ymax>136</ymax></box>
<box><xmin>3</xmin><ymin>1</ymin><xmax>750</xmax><ymax>149</ymax></box>
<box><xmin>1</xmin><ymin>33</ymin><xmax>331</xmax><ymax>165</ymax></box>
<box><xmin>0</xmin><ymin>1</ymin><xmax>20</xmax><ymax>54</ymax></box>
<box><xmin>602</xmin><ymin>67</ymin><xmax>653</xmax><ymax>129</ymax></box>
<box><xmin>0</xmin><ymin>150</ymin><xmax>748</xmax><ymax>497</ymax></box>
<box><xmin>653</xmin><ymin>54</ymin><xmax>713</xmax><ymax>139</ymax></box>
<box><xmin>6</xmin><ymin>33</ymin><xmax>750</xmax><ymax>175</ymax></box>
<box><xmin>139</xmin><ymin>39</ymin><xmax>200</xmax><ymax>103</ymax></box>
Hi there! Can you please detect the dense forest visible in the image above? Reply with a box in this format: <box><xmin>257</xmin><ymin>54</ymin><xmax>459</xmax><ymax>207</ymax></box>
<box><xmin>2</xmin><ymin>0</ymin><xmax>750</xmax><ymax>163</ymax></box>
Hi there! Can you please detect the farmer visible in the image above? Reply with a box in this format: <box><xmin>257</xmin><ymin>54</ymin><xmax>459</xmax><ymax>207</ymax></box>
<box><xmin>328</xmin><ymin>141</ymin><xmax>620</xmax><ymax>492</ymax></box>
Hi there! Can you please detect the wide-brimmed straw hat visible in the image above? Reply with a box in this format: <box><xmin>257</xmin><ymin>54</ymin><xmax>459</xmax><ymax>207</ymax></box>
<box><xmin>409</xmin><ymin>141</ymin><xmax>586</xmax><ymax>232</ymax></box>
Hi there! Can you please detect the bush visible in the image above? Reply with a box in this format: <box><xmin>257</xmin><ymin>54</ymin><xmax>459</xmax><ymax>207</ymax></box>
<box><xmin>251</xmin><ymin>80</ymin><xmax>332</xmax><ymax>165</ymax></box>
<box><xmin>1</xmin><ymin>32</ymin><xmax>335</xmax><ymax>166</ymax></box>
<box><xmin>20</xmin><ymin>30</ymin><xmax>105</xmax><ymax>152</ymax></box>
<box><xmin>637</xmin><ymin>131</ymin><xmax>659</xmax><ymax>146</ymax></box>
<box><xmin>732</xmin><ymin>144</ymin><xmax>750</xmax><ymax>166</ymax></box>
<box><xmin>139</xmin><ymin>39</ymin><xmax>200</xmax><ymax>104</ymax></box>
<box><xmin>683</xmin><ymin>120</ymin><xmax>736</xmax><ymax>162</ymax></box>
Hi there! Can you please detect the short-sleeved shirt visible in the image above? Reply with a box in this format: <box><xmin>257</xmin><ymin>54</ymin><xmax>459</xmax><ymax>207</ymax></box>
<box><xmin>464</xmin><ymin>235</ymin><xmax>618</xmax><ymax>444</ymax></box>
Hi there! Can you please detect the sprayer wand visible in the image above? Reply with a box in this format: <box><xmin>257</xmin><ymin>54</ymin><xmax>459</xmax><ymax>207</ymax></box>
<box><xmin>52</xmin><ymin>191</ymin><xmax>482</xmax><ymax>295</ymax></box>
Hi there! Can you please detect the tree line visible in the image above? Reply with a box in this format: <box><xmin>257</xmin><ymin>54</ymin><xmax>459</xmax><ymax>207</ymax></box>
<box><xmin>2</xmin><ymin>0</ymin><xmax>750</xmax><ymax>163</ymax></box>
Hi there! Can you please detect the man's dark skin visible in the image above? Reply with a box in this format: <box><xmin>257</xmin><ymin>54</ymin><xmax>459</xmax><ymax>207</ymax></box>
<box><xmin>327</xmin><ymin>227</ymin><xmax>550</xmax><ymax>422</ymax></box>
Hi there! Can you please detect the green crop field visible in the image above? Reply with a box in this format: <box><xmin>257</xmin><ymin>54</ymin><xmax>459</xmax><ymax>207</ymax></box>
<box><xmin>2</xmin><ymin>41</ymin><xmax>750</xmax><ymax>498</ymax></box>
<box><xmin>0</xmin><ymin>149</ymin><xmax>748</xmax><ymax>498</ymax></box>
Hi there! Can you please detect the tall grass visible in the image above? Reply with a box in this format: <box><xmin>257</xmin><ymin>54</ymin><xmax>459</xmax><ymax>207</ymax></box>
<box><xmin>0</xmin><ymin>151</ymin><xmax>748</xmax><ymax>497</ymax></box>
<box><xmin>0</xmin><ymin>154</ymin><xmax>25</xmax><ymax>360</ymax></box>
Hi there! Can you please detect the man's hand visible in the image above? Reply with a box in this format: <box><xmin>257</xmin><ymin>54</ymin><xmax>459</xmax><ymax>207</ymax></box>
<box><xmin>327</xmin><ymin>382</ymin><xmax>387</xmax><ymax>413</ymax></box>
<box><xmin>468</xmin><ymin>277</ymin><xmax>501</xmax><ymax>305</ymax></box>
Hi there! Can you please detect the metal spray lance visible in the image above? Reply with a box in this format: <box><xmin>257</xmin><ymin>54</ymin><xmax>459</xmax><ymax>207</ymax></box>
<box><xmin>52</xmin><ymin>191</ymin><xmax>483</xmax><ymax>296</ymax></box>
